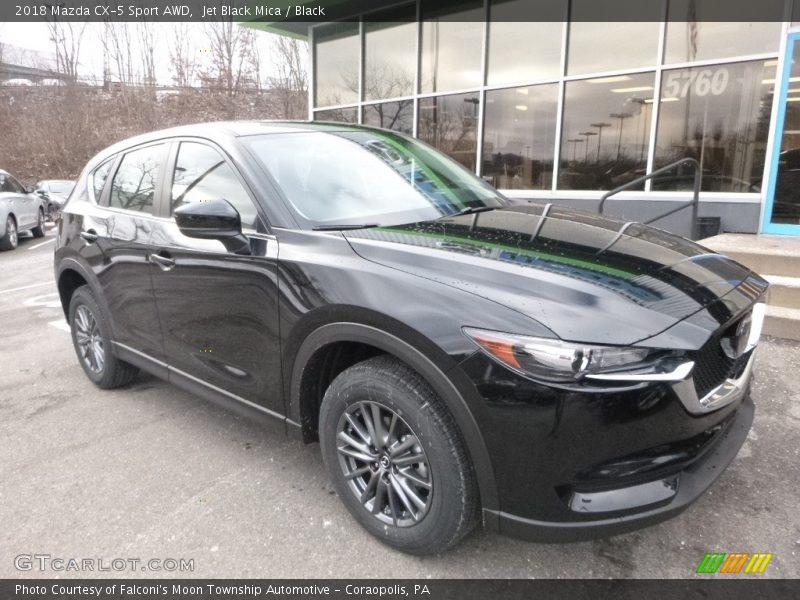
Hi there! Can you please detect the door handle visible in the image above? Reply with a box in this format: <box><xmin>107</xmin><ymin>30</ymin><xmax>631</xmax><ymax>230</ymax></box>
<box><xmin>149</xmin><ymin>251</ymin><xmax>176</xmax><ymax>270</ymax></box>
<box><xmin>80</xmin><ymin>230</ymin><xmax>98</xmax><ymax>243</ymax></box>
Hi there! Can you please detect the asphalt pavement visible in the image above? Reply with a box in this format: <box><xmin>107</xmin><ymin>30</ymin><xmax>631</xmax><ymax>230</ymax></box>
<box><xmin>1</xmin><ymin>225</ymin><xmax>798</xmax><ymax>578</ymax></box>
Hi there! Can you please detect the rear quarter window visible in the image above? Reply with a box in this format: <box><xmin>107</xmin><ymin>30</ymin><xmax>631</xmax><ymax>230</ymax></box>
<box><xmin>91</xmin><ymin>159</ymin><xmax>114</xmax><ymax>204</ymax></box>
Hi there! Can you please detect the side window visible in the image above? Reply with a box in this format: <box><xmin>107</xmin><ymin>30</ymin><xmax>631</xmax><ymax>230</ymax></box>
<box><xmin>170</xmin><ymin>142</ymin><xmax>263</xmax><ymax>232</ymax></box>
<box><xmin>109</xmin><ymin>144</ymin><xmax>167</xmax><ymax>214</ymax></box>
<box><xmin>4</xmin><ymin>176</ymin><xmax>25</xmax><ymax>193</ymax></box>
<box><xmin>0</xmin><ymin>175</ymin><xmax>10</xmax><ymax>193</ymax></box>
<box><xmin>92</xmin><ymin>159</ymin><xmax>114</xmax><ymax>204</ymax></box>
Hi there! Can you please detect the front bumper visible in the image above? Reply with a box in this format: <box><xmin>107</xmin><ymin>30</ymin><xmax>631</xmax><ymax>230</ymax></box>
<box><xmin>453</xmin><ymin>338</ymin><xmax>756</xmax><ymax>541</ymax></box>
<box><xmin>482</xmin><ymin>394</ymin><xmax>753</xmax><ymax>542</ymax></box>
<box><xmin>449</xmin><ymin>272</ymin><xmax>766</xmax><ymax>541</ymax></box>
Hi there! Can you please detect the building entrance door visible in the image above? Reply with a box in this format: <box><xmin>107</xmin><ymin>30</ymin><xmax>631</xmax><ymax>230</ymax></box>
<box><xmin>765</xmin><ymin>32</ymin><xmax>800</xmax><ymax>234</ymax></box>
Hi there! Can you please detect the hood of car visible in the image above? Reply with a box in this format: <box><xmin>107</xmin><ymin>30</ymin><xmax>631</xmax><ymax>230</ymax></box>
<box><xmin>343</xmin><ymin>204</ymin><xmax>765</xmax><ymax>346</ymax></box>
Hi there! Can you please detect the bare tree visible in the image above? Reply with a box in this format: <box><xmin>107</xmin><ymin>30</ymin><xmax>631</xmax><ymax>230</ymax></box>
<box><xmin>169</xmin><ymin>23</ymin><xmax>197</xmax><ymax>88</ymax></box>
<box><xmin>272</xmin><ymin>35</ymin><xmax>308</xmax><ymax>93</ymax></box>
<box><xmin>202</xmin><ymin>20</ymin><xmax>259</xmax><ymax>97</ymax></box>
<box><xmin>250</xmin><ymin>37</ymin><xmax>263</xmax><ymax>92</ymax></box>
<box><xmin>418</xmin><ymin>97</ymin><xmax>478</xmax><ymax>171</ymax></box>
<box><xmin>102</xmin><ymin>23</ymin><xmax>135</xmax><ymax>85</ymax></box>
<box><xmin>137</xmin><ymin>23</ymin><xmax>158</xmax><ymax>87</ymax></box>
<box><xmin>268</xmin><ymin>35</ymin><xmax>308</xmax><ymax>118</ymax></box>
<box><xmin>363</xmin><ymin>99</ymin><xmax>413</xmax><ymax>131</ymax></box>
<box><xmin>47</xmin><ymin>20</ymin><xmax>87</xmax><ymax>83</ymax></box>
<box><xmin>362</xmin><ymin>63</ymin><xmax>413</xmax><ymax>104</ymax></box>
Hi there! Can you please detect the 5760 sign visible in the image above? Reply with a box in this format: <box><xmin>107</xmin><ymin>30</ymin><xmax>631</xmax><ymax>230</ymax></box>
<box><xmin>663</xmin><ymin>68</ymin><xmax>730</xmax><ymax>99</ymax></box>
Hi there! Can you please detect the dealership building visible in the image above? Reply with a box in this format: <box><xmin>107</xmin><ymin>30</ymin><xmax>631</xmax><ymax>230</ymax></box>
<box><xmin>266</xmin><ymin>0</ymin><xmax>800</xmax><ymax>238</ymax></box>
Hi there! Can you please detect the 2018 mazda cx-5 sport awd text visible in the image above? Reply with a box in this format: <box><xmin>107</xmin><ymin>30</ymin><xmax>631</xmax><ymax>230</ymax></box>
<box><xmin>54</xmin><ymin>122</ymin><xmax>768</xmax><ymax>555</ymax></box>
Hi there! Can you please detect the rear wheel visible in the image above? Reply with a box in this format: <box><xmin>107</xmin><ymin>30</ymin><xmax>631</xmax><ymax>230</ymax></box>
<box><xmin>319</xmin><ymin>355</ymin><xmax>479</xmax><ymax>555</ymax></box>
<box><xmin>31</xmin><ymin>209</ymin><xmax>45</xmax><ymax>238</ymax></box>
<box><xmin>69</xmin><ymin>286</ymin><xmax>138</xmax><ymax>389</ymax></box>
<box><xmin>0</xmin><ymin>216</ymin><xmax>18</xmax><ymax>251</ymax></box>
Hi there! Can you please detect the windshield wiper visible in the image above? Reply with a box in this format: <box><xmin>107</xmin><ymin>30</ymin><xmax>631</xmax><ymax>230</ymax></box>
<box><xmin>312</xmin><ymin>223</ymin><xmax>380</xmax><ymax>231</ymax></box>
<box><xmin>441</xmin><ymin>206</ymin><xmax>497</xmax><ymax>219</ymax></box>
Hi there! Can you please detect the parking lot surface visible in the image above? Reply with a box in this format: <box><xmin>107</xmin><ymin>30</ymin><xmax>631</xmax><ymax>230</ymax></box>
<box><xmin>1</xmin><ymin>226</ymin><xmax>798</xmax><ymax>579</ymax></box>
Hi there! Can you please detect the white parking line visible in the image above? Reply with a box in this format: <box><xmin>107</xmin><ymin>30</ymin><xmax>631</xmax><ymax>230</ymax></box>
<box><xmin>48</xmin><ymin>319</ymin><xmax>71</xmax><ymax>333</ymax></box>
<box><xmin>28</xmin><ymin>238</ymin><xmax>56</xmax><ymax>250</ymax></box>
<box><xmin>23</xmin><ymin>292</ymin><xmax>62</xmax><ymax>309</ymax></box>
<box><xmin>0</xmin><ymin>281</ymin><xmax>54</xmax><ymax>295</ymax></box>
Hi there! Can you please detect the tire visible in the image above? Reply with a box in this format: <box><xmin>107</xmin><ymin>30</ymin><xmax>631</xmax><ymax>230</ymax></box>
<box><xmin>319</xmin><ymin>355</ymin><xmax>479</xmax><ymax>555</ymax></box>
<box><xmin>31</xmin><ymin>209</ymin><xmax>45</xmax><ymax>238</ymax></box>
<box><xmin>69</xmin><ymin>285</ymin><xmax>138</xmax><ymax>389</ymax></box>
<box><xmin>0</xmin><ymin>216</ymin><xmax>18</xmax><ymax>251</ymax></box>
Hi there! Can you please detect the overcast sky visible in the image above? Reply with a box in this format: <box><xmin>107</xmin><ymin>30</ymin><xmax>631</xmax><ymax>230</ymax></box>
<box><xmin>0</xmin><ymin>22</ymin><xmax>286</xmax><ymax>85</ymax></box>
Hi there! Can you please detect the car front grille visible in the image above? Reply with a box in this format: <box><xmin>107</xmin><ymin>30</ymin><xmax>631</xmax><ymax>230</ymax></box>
<box><xmin>691</xmin><ymin>314</ymin><xmax>752</xmax><ymax>400</ymax></box>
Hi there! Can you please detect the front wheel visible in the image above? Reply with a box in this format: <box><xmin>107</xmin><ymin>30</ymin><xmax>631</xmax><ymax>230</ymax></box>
<box><xmin>0</xmin><ymin>216</ymin><xmax>18</xmax><ymax>250</ymax></box>
<box><xmin>31</xmin><ymin>209</ymin><xmax>45</xmax><ymax>238</ymax></box>
<box><xmin>69</xmin><ymin>286</ymin><xmax>139</xmax><ymax>389</ymax></box>
<box><xmin>319</xmin><ymin>355</ymin><xmax>479</xmax><ymax>555</ymax></box>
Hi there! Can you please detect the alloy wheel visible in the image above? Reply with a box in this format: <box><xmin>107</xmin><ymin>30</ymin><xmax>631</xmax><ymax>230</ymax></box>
<box><xmin>336</xmin><ymin>401</ymin><xmax>432</xmax><ymax>527</ymax></box>
<box><xmin>7</xmin><ymin>218</ymin><xmax>17</xmax><ymax>247</ymax></box>
<box><xmin>74</xmin><ymin>305</ymin><xmax>105</xmax><ymax>374</ymax></box>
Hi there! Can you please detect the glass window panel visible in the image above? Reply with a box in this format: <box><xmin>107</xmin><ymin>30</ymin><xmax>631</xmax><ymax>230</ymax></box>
<box><xmin>314</xmin><ymin>22</ymin><xmax>359</xmax><ymax>107</ymax></box>
<box><xmin>364</xmin><ymin>8</ymin><xmax>416</xmax><ymax>101</ymax></box>
<box><xmin>363</xmin><ymin>101</ymin><xmax>414</xmax><ymax>134</ymax></box>
<box><xmin>109</xmin><ymin>144</ymin><xmax>167</xmax><ymax>214</ymax></box>
<box><xmin>418</xmin><ymin>93</ymin><xmax>479</xmax><ymax>171</ymax></box>
<box><xmin>2</xmin><ymin>175</ymin><xmax>24</xmax><ymax>193</ymax></box>
<box><xmin>314</xmin><ymin>107</ymin><xmax>359</xmax><ymax>123</ymax></box>
<box><xmin>487</xmin><ymin>0</ymin><xmax>565</xmax><ymax>85</ymax></box>
<box><xmin>482</xmin><ymin>84</ymin><xmax>559</xmax><ymax>190</ymax></box>
<box><xmin>92</xmin><ymin>159</ymin><xmax>113</xmax><ymax>203</ymax></box>
<box><xmin>653</xmin><ymin>60</ymin><xmax>774</xmax><ymax>193</ymax></box>
<box><xmin>567</xmin><ymin>0</ymin><xmax>660</xmax><ymax>75</ymax></box>
<box><xmin>666</xmin><ymin>1</ymin><xmax>780</xmax><ymax>63</ymax></box>
<box><xmin>244</xmin><ymin>131</ymin><xmax>503</xmax><ymax>228</ymax></box>
<box><xmin>420</xmin><ymin>1</ymin><xmax>484</xmax><ymax>93</ymax></box>
<box><xmin>171</xmin><ymin>142</ymin><xmax>262</xmax><ymax>232</ymax></box>
<box><xmin>558</xmin><ymin>72</ymin><xmax>655</xmax><ymax>190</ymax></box>
<box><xmin>773</xmin><ymin>44</ymin><xmax>800</xmax><ymax>225</ymax></box>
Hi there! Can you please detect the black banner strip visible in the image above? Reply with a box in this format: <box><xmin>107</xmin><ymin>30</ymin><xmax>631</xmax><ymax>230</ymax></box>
<box><xmin>0</xmin><ymin>0</ymin><xmax>795</xmax><ymax>24</ymax></box>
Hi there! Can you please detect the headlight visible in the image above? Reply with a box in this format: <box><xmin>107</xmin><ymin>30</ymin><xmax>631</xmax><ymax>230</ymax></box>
<box><xmin>463</xmin><ymin>327</ymin><xmax>654</xmax><ymax>383</ymax></box>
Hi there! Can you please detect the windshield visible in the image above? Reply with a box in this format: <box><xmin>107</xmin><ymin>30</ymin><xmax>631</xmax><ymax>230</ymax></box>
<box><xmin>242</xmin><ymin>130</ymin><xmax>506</xmax><ymax>228</ymax></box>
<box><xmin>48</xmin><ymin>181</ymin><xmax>74</xmax><ymax>194</ymax></box>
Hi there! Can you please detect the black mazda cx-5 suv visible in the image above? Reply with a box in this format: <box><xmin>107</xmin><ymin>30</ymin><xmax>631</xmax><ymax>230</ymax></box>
<box><xmin>55</xmin><ymin>122</ymin><xmax>768</xmax><ymax>554</ymax></box>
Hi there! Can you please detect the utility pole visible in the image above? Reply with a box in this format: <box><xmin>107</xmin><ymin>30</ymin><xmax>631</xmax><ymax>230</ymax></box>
<box><xmin>628</xmin><ymin>98</ymin><xmax>649</xmax><ymax>163</ymax></box>
<box><xmin>609</xmin><ymin>112</ymin><xmax>633</xmax><ymax>161</ymax></box>
<box><xmin>579</xmin><ymin>131</ymin><xmax>597</xmax><ymax>163</ymax></box>
<box><xmin>567</xmin><ymin>138</ymin><xmax>583</xmax><ymax>161</ymax></box>
<box><xmin>590</xmin><ymin>122</ymin><xmax>611</xmax><ymax>163</ymax></box>
<box><xmin>590</xmin><ymin>123</ymin><xmax>611</xmax><ymax>163</ymax></box>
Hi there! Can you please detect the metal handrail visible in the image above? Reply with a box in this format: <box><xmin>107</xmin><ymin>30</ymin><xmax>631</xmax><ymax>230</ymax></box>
<box><xmin>597</xmin><ymin>157</ymin><xmax>702</xmax><ymax>239</ymax></box>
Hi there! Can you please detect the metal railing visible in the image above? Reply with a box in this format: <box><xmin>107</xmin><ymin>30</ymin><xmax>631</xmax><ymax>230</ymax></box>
<box><xmin>598</xmin><ymin>157</ymin><xmax>702</xmax><ymax>239</ymax></box>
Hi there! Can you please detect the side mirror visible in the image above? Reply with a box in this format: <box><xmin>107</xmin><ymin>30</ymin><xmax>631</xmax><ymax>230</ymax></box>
<box><xmin>173</xmin><ymin>199</ymin><xmax>250</xmax><ymax>254</ymax></box>
<box><xmin>25</xmin><ymin>186</ymin><xmax>35</xmax><ymax>194</ymax></box>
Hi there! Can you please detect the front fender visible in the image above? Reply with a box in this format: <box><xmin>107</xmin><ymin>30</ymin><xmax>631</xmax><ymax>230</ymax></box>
<box><xmin>0</xmin><ymin>202</ymin><xmax>12</xmax><ymax>229</ymax></box>
<box><xmin>288</xmin><ymin>320</ymin><xmax>499</xmax><ymax>513</ymax></box>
